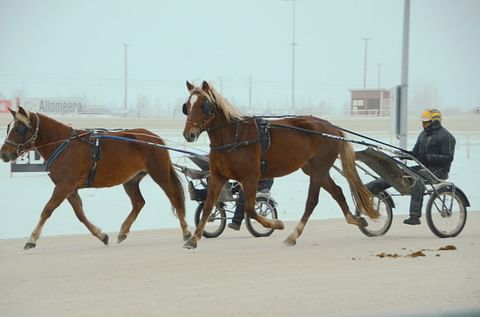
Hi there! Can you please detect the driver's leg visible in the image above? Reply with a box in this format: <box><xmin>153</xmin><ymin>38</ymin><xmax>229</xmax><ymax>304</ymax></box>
<box><xmin>404</xmin><ymin>177</ymin><xmax>425</xmax><ymax>225</ymax></box>
<box><xmin>228</xmin><ymin>190</ymin><xmax>245</xmax><ymax>230</ymax></box>
<box><xmin>366</xmin><ymin>178</ymin><xmax>391</xmax><ymax>194</ymax></box>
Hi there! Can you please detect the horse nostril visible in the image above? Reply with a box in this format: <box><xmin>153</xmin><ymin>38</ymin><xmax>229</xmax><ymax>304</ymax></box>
<box><xmin>0</xmin><ymin>153</ymin><xmax>9</xmax><ymax>162</ymax></box>
<box><xmin>189</xmin><ymin>133</ymin><xmax>196</xmax><ymax>140</ymax></box>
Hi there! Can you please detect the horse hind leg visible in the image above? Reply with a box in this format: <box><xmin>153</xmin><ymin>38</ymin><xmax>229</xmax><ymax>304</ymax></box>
<box><xmin>322</xmin><ymin>175</ymin><xmax>368</xmax><ymax>227</ymax></box>
<box><xmin>284</xmin><ymin>174</ymin><xmax>322</xmax><ymax>247</ymax></box>
<box><xmin>118</xmin><ymin>173</ymin><xmax>146</xmax><ymax>243</ymax></box>
<box><xmin>243</xmin><ymin>182</ymin><xmax>285</xmax><ymax>231</ymax></box>
<box><xmin>68</xmin><ymin>190</ymin><xmax>109</xmax><ymax>245</ymax></box>
<box><xmin>148</xmin><ymin>167</ymin><xmax>191</xmax><ymax>241</ymax></box>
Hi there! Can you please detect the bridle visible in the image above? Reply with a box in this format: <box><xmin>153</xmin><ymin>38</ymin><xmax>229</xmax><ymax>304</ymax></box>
<box><xmin>184</xmin><ymin>91</ymin><xmax>218</xmax><ymax>132</ymax></box>
<box><xmin>4</xmin><ymin>112</ymin><xmax>40</xmax><ymax>158</ymax></box>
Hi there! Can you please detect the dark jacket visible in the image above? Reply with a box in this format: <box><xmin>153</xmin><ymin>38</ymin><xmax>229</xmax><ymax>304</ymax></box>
<box><xmin>411</xmin><ymin>121</ymin><xmax>456</xmax><ymax>179</ymax></box>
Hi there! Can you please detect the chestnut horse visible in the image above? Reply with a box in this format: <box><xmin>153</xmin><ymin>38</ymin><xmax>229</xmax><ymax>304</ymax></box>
<box><xmin>0</xmin><ymin>106</ymin><xmax>191</xmax><ymax>249</ymax></box>
<box><xmin>181</xmin><ymin>81</ymin><xmax>378</xmax><ymax>249</ymax></box>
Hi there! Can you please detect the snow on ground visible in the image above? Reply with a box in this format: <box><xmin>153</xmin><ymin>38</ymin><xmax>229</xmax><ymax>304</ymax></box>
<box><xmin>0</xmin><ymin>128</ymin><xmax>478</xmax><ymax>240</ymax></box>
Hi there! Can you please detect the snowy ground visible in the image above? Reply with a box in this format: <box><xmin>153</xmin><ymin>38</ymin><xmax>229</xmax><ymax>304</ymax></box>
<box><xmin>1</xmin><ymin>128</ymin><xmax>478</xmax><ymax>240</ymax></box>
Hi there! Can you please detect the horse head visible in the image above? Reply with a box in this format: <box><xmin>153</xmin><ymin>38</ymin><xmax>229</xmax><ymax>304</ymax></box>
<box><xmin>182</xmin><ymin>80</ymin><xmax>218</xmax><ymax>142</ymax></box>
<box><xmin>0</xmin><ymin>106</ymin><xmax>39</xmax><ymax>162</ymax></box>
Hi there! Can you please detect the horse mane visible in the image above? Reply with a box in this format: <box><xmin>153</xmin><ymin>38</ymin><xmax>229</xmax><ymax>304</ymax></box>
<box><xmin>196</xmin><ymin>83</ymin><xmax>243</xmax><ymax>122</ymax></box>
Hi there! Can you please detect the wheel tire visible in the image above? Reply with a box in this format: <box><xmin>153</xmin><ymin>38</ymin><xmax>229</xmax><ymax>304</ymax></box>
<box><xmin>426</xmin><ymin>186</ymin><xmax>467</xmax><ymax>238</ymax></box>
<box><xmin>194</xmin><ymin>202</ymin><xmax>227</xmax><ymax>238</ymax></box>
<box><xmin>357</xmin><ymin>192</ymin><xmax>393</xmax><ymax>237</ymax></box>
<box><xmin>245</xmin><ymin>197</ymin><xmax>278</xmax><ymax>238</ymax></box>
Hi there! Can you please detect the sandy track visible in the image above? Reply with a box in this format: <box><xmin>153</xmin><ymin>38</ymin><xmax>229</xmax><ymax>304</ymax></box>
<box><xmin>1</xmin><ymin>213</ymin><xmax>479</xmax><ymax>317</ymax></box>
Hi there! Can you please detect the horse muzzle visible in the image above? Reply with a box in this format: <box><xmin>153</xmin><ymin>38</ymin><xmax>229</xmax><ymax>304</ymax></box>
<box><xmin>0</xmin><ymin>150</ymin><xmax>14</xmax><ymax>162</ymax></box>
<box><xmin>183</xmin><ymin>128</ymin><xmax>200</xmax><ymax>143</ymax></box>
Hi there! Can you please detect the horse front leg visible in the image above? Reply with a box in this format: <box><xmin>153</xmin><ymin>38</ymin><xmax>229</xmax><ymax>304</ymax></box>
<box><xmin>24</xmin><ymin>186</ymin><xmax>71</xmax><ymax>249</ymax></box>
<box><xmin>68</xmin><ymin>190</ymin><xmax>109</xmax><ymax>245</ymax></box>
<box><xmin>183</xmin><ymin>176</ymin><xmax>226</xmax><ymax>250</ymax></box>
<box><xmin>243</xmin><ymin>181</ymin><xmax>284</xmax><ymax>231</ymax></box>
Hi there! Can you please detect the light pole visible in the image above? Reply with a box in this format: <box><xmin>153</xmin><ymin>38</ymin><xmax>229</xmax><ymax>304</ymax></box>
<box><xmin>362</xmin><ymin>38</ymin><xmax>371</xmax><ymax>89</ymax></box>
<box><xmin>284</xmin><ymin>0</ymin><xmax>298</xmax><ymax>110</ymax></box>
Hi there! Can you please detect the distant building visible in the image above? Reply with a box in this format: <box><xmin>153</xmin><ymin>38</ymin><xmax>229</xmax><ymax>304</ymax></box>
<box><xmin>349</xmin><ymin>89</ymin><xmax>391</xmax><ymax>116</ymax></box>
<box><xmin>0</xmin><ymin>99</ymin><xmax>12</xmax><ymax>113</ymax></box>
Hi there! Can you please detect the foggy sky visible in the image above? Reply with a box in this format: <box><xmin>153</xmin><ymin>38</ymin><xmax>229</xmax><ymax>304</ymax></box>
<box><xmin>0</xmin><ymin>0</ymin><xmax>479</xmax><ymax>113</ymax></box>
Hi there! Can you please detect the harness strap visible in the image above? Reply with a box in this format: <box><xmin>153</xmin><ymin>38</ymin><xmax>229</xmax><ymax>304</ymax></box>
<box><xmin>209</xmin><ymin>118</ymin><xmax>262</xmax><ymax>153</ymax></box>
<box><xmin>44</xmin><ymin>139</ymin><xmax>72</xmax><ymax>170</ymax></box>
<box><xmin>86</xmin><ymin>137</ymin><xmax>101</xmax><ymax>187</ymax></box>
<box><xmin>44</xmin><ymin>129</ymin><xmax>79</xmax><ymax>171</ymax></box>
<box><xmin>255</xmin><ymin>117</ymin><xmax>271</xmax><ymax>173</ymax></box>
<box><xmin>210</xmin><ymin>139</ymin><xmax>259</xmax><ymax>152</ymax></box>
<box><xmin>94</xmin><ymin>135</ymin><xmax>202</xmax><ymax>156</ymax></box>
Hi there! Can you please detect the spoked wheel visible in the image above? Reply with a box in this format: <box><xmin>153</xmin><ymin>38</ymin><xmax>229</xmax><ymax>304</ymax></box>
<box><xmin>194</xmin><ymin>202</ymin><xmax>227</xmax><ymax>238</ymax></box>
<box><xmin>426</xmin><ymin>186</ymin><xmax>467</xmax><ymax>238</ymax></box>
<box><xmin>357</xmin><ymin>192</ymin><xmax>393</xmax><ymax>237</ymax></box>
<box><xmin>245</xmin><ymin>196</ymin><xmax>278</xmax><ymax>237</ymax></box>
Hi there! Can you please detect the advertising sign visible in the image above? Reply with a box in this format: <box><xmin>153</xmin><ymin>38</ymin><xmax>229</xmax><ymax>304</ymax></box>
<box><xmin>0</xmin><ymin>99</ymin><xmax>12</xmax><ymax>113</ymax></box>
<box><xmin>23</xmin><ymin>98</ymin><xmax>85</xmax><ymax>114</ymax></box>
<box><xmin>11</xmin><ymin>150</ymin><xmax>46</xmax><ymax>173</ymax></box>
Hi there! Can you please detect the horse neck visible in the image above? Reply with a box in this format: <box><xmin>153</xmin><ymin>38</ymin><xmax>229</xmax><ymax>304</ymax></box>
<box><xmin>206</xmin><ymin>113</ymin><xmax>235</xmax><ymax>145</ymax></box>
<box><xmin>34</xmin><ymin>113</ymin><xmax>73</xmax><ymax>158</ymax></box>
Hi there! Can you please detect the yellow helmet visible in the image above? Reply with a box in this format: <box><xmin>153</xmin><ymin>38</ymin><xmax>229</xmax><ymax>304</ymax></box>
<box><xmin>421</xmin><ymin>108</ymin><xmax>442</xmax><ymax>122</ymax></box>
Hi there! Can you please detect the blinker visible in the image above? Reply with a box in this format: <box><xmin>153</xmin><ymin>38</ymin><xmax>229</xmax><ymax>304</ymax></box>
<box><xmin>202</xmin><ymin>101</ymin><xmax>213</xmax><ymax>115</ymax></box>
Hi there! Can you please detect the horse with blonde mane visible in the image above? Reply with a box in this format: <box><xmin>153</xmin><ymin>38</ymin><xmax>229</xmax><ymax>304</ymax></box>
<box><xmin>0</xmin><ymin>106</ymin><xmax>191</xmax><ymax>249</ymax></box>
<box><xmin>181</xmin><ymin>80</ymin><xmax>378</xmax><ymax>249</ymax></box>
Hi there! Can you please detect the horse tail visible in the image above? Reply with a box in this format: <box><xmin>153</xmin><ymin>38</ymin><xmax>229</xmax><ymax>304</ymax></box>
<box><xmin>168</xmin><ymin>163</ymin><xmax>185</xmax><ymax>217</ymax></box>
<box><xmin>338</xmin><ymin>131</ymin><xmax>379</xmax><ymax>219</ymax></box>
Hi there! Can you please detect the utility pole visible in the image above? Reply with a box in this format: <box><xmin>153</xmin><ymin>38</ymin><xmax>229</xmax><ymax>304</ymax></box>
<box><xmin>362</xmin><ymin>38</ymin><xmax>371</xmax><ymax>89</ymax></box>
<box><xmin>284</xmin><ymin>0</ymin><xmax>298</xmax><ymax>110</ymax></box>
<box><xmin>123</xmin><ymin>43</ymin><xmax>129</xmax><ymax>116</ymax></box>
<box><xmin>377</xmin><ymin>63</ymin><xmax>382</xmax><ymax>88</ymax></box>
<box><xmin>248</xmin><ymin>75</ymin><xmax>253</xmax><ymax>110</ymax></box>
<box><xmin>399</xmin><ymin>0</ymin><xmax>410</xmax><ymax>149</ymax></box>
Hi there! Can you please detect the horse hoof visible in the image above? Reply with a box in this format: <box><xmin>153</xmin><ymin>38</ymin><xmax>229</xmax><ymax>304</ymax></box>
<box><xmin>283</xmin><ymin>237</ymin><xmax>296</xmax><ymax>246</ymax></box>
<box><xmin>117</xmin><ymin>234</ymin><xmax>127</xmax><ymax>244</ymax></box>
<box><xmin>274</xmin><ymin>219</ymin><xmax>285</xmax><ymax>230</ymax></box>
<box><xmin>24</xmin><ymin>242</ymin><xmax>36</xmax><ymax>250</ymax></box>
<box><xmin>183</xmin><ymin>231</ymin><xmax>192</xmax><ymax>241</ymax></box>
<box><xmin>358</xmin><ymin>217</ymin><xmax>368</xmax><ymax>227</ymax></box>
<box><xmin>101</xmin><ymin>234</ymin><xmax>109</xmax><ymax>245</ymax></box>
<box><xmin>183</xmin><ymin>238</ymin><xmax>197</xmax><ymax>249</ymax></box>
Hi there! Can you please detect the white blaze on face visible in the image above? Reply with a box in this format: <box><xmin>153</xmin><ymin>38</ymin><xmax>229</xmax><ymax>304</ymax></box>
<box><xmin>188</xmin><ymin>95</ymin><xmax>198</xmax><ymax>113</ymax></box>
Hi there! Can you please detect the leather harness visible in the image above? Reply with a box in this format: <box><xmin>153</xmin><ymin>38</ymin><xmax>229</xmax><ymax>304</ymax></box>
<box><xmin>45</xmin><ymin>128</ymin><xmax>114</xmax><ymax>187</ymax></box>
<box><xmin>209</xmin><ymin>117</ymin><xmax>271</xmax><ymax>173</ymax></box>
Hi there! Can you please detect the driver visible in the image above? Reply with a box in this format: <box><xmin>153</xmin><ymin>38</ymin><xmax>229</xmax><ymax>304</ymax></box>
<box><xmin>367</xmin><ymin>108</ymin><xmax>456</xmax><ymax>225</ymax></box>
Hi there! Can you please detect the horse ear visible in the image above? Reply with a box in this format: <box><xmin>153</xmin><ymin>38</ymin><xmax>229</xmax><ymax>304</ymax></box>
<box><xmin>9</xmin><ymin>108</ymin><xmax>16</xmax><ymax>117</ymax></box>
<box><xmin>201</xmin><ymin>81</ymin><xmax>210</xmax><ymax>92</ymax></box>
<box><xmin>18</xmin><ymin>106</ymin><xmax>28</xmax><ymax>117</ymax></box>
<box><xmin>186</xmin><ymin>81</ymin><xmax>195</xmax><ymax>92</ymax></box>
<box><xmin>16</xmin><ymin>106</ymin><xmax>31</xmax><ymax>127</ymax></box>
